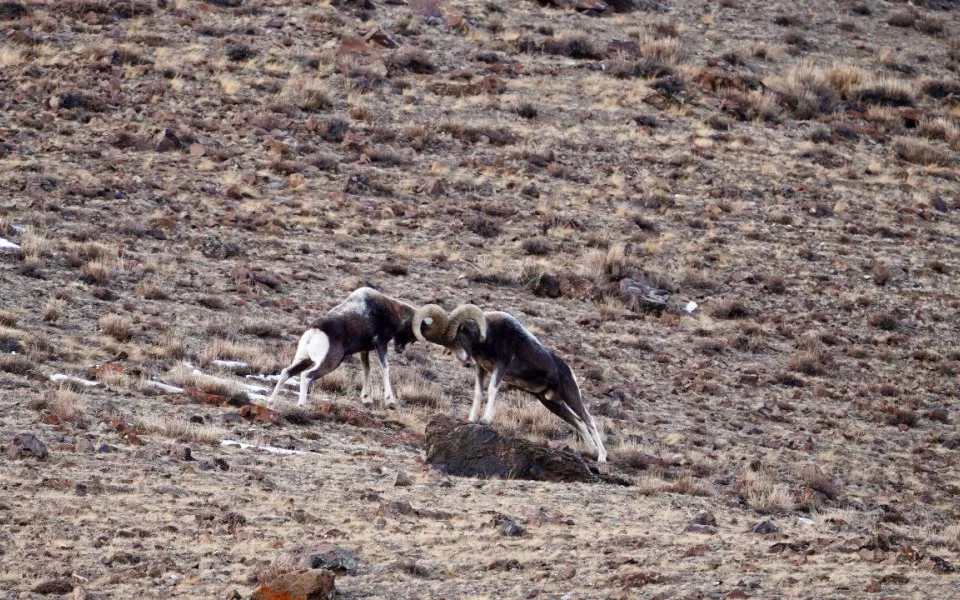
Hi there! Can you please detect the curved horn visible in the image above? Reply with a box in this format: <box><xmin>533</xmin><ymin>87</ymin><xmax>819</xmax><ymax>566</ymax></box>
<box><xmin>443</xmin><ymin>304</ymin><xmax>487</xmax><ymax>344</ymax></box>
<box><xmin>412</xmin><ymin>304</ymin><xmax>449</xmax><ymax>343</ymax></box>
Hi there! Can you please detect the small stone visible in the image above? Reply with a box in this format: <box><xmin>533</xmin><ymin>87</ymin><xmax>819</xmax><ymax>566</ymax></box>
<box><xmin>97</xmin><ymin>443</ymin><xmax>118</xmax><ymax>453</ymax></box>
<box><xmin>684</xmin><ymin>524</ymin><xmax>717</xmax><ymax>535</ymax></box>
<box><xmin>364</xmin><ymin>26</ymin><xmax>400</xmax><ymax>49</ymax></box>
<box><xmin>188</xmin><ymin>142</ymin><xmax>205</xmax><ymax>156</ymax></box>
<box><xmin>752</xmin><ymin>520</ymin><xmax>778</xmax><ymax>534</ymax></box>
<box><xmin>693</xmin><ymin>511</ymin><xmax>717</xmax><ymax>527</ymax></box>
<box><xmin>492</xmin><ymin>514</ymin><xmax>525</xmax><ymax>537</ymax></box>
<box><xmin>725</xmin><ymin>590</ymin><xmax>750</xmax><ymax>599</ymax></box>
<box><xmin>153</xmin><ymin>128</ymin><xmax>182</xmax><ymax>153</ymax></box>
<box><xmin>394</xmin><ymin>468</ymin><xmax>412</xmax><ymax>487</ymax></box>
<box><xmin>75</xmin><ymin>438</ymin><xmax>95</xmax><ymax>453</ymax></box>
<box><xmin>8</xmin><ymin>433</ymin><xmax>48</xmax><ymax>460</ymax></box>
<box><xmin>301</xmin><ymin>543</ymin><xmax>359</xmax><ymax>574</ymax></box>
<box><xmin>170</xmin><ymin>446</ymin><xmax>194</xmax><ymax>461</ymax></box>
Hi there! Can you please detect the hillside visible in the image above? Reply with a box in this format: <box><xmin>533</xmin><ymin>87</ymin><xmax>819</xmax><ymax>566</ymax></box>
<box><xmin>1</xmin><ymin>0</ymin><xmax>959</xmax><ymax>598</ymax></box>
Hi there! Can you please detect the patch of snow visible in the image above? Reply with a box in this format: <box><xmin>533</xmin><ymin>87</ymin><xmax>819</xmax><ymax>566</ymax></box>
<box><xmin>12</xmin><ymin>224</ymin><xmax>26</xmax><ymax>233</ymax></box>
<box><xmin>221</xmin><ymin>439</ymin><xmax>314</xmax><ymax>456</ymax></box>
<box><xmin>0</xmin><ymin>238</ymin><xmax>20</xmax><ymax>250</ymax></box>
<box><xmin>684</xmin><ymin>301</ymin><xmax>698</xmax><ymax>313</ymax></box>
<box><xmin>797</xmin><ymin>517</ymin><xmax>814</xmax><ymax>526</ymax></box>
<box><xmin>212</xmin><ymin>359</ymin><xmax>249</xmax><ymax>369</ymax></box>
<box><xmin>146</xmin><ymin>380</ymin><xmax>185</xmax><ymax>394</ymax></box>
<box><xmin>189</xmin><ymin>367</ymin><xmax>267</xmax><ymax>394</ymax></box>
<box><xmin>50</xmin><ymin>374</ymin><xmax>99</xmax><ymax>387</ymax></box>
<box><xmin>246</xmin><ymin>373</ymin><xmax>299</xmax><ymax>387</ymax></box>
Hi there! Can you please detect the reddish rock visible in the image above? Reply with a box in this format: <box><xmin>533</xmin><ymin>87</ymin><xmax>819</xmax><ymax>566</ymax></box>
<box><xmin>252</xmin><ymin>570</ymin><xmax>336</xmax><ymax>600</ymax></box>
<box><xmin>338</xmin><ymin>36</ymin><xmax>378</xmax><ymax>57</ymax></box>
<box><xmin>364</xmin><ymin>26</ymin><xmax>399</xmax><ymax>49</ymax></box>
<box><xmin>109</xmin><ymin>419</ymin><xmax>145</xmax><ymax>446</ymax></box>
<box><xmin>240</xmin><ymin>404</ymin><xmax>281</xmax><ymax>425</ymax></box>
<box><xmin>428</xmin><ymin>178</ymin><xmax>445</xmax><ymax>196</ymax></box>
<box><xmin>153</xmin><ymin>129</ymin><xmax>183</xmax><ymax>153</ymax></box>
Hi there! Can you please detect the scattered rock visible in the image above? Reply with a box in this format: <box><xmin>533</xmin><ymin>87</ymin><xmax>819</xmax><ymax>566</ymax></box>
<box><xmin>725</xmin><ymin>590</ymin><xmax>751</xmax><ymax>599</ymax></box>
<box><xmin>252</xmin><ymin>569</ymin><xmax>336</xmax><ymax>600</ymax></box>
<box><xmin>693</xmin><ymin>511</ymin><xmax>717</xmax><ymax>527</ymax></box>
<box><xmin>683</xmin><ymin>524</ymin><xmax>716</xmax><ymax>535</ymax></box>
<box><xmin>425</xmin><ymin>415</ymin><xmax>598</xmax><ymax>484</ymax></box>
<box><xmin>491</xmin><ymin>514</ymin><xmax>525</xmax><ymax>537</ymax></box>
<box><xmin>394</xmin><ymin>468</ymin><xmax>412</xmax><ymax>487</ymax></box>
<box><xmin>33</xmin><ymin>579</ymin><xmax>74</xmax><ymax>595</ymax></box>
<box><xmin>364</xmin><ymin>26</ymin><xmax>400</xmax><ymax>49</ymax></box>
<box><xmin>240</xmin><ymin>404</ymin><xmax>281</xmax><ymax>425</ymax></box>
<box><xmin>169</xmin><ymin>446</ymin><xmax>194</xmax><ymax>461</ymax></box>
<box><xmin>154</xmin><ymin>128</ymin><xmax>183</xmax><ymax>153</ymax></box>
<box><xmin>282</xmin><ymin>544</ymin><xmax>359</xmax><ymax>575</ymax></box>
<box><xmin>8</xmin><ymin>433</ymin><xmax>48</xmax><ymax>460</ymax></box>
<box><xmin>619</xmin><ymin>278</ymin><xmax>671</xmax><ymax>314</ymax></box>
<box><xmin>752</xmin><ymin>521</ymin><xmax>778</xmax><ymax>534</ymax></box>
<box><xmin>75</xmin><ymin>437</ymin><xmax>95</xmax><ymax>453</ymax></box>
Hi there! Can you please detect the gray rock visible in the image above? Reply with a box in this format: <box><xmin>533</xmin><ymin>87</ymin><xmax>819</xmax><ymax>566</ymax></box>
<box><xmin>8</xmin><ymin>433</ymin><xmax>48</xmax><ymax>460</ymax></box>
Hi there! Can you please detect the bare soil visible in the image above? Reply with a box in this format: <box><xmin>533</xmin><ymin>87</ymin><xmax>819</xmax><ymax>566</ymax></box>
<box><xmin>1</xmin><ymin>0</ymin><xmax>959</xmax><ymax>598</ymax></box>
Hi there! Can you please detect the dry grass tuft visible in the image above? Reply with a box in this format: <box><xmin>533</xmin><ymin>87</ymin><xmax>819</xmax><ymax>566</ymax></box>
<box><xmin>741</xmin><ymin>469</ymin><xmax>795</xmax><ymax>514</ymax></box>
<box><xmin>394</xmin><ymin>371</ymin><xmax>444</xmax><ymax>409</ymax></box>
<box><xmin>0</xmin><ymin>354</ymin><xmax>35</xmax><ymax>375</ymax></box>
<box><xmin>99</xmin><ymin>314</ymin><xmax>133</xmax><ymax>342</ymax></box>
<box><xmin>50</xmin><ymin>388</ymin><xmax>86</xmax><ymax>424</ymax></box>
<box><xmin>135</xmin><ymin>415</ymin><xmax>224</xmax><ymax>445</ymax></box>
<box><xmin>894</xmin><ymin>138</ymin><xmax>952</xmax><ymax>166</ymax></box>
<box><xmin>165</xmin><ymin>363</ymin><xmax>248</xmax><ymax>401</ymax></box>
<box><xmin>494</xmin><ymin>390</ymin><xmax>572</xmax><ymax>443</ymax></box>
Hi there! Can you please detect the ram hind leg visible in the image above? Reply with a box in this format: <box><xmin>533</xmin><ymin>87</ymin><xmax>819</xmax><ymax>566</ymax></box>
<box><xmin>267</xmin><ymin>330</ymin><xmax>317</xmax><ymax>408</ymax></box>
<box><xmin>539</xmin><ymin>391</ymin><xmax>603</xmax><ymax>462</ymax></box>
<box><xmin>297</xmin><ymin>332</ymin><xmax>344</xmax><ymax>407</ymax></box>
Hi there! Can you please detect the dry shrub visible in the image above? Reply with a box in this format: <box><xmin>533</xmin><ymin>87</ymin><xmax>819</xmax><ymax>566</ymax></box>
<box><xmin>916</xmin><ymin>16</ymin><xmax>945</xmax><ymax>36</ymax></box>
<box><xmin>767</xmin><ymin>61</ymin><xmax>841</xmax><ymax>119</ymax></box>
<box><xmin>165</xmin><ymin>364</ymin><xmax>248</xmax><ymax>401</ymax></box>
<box><xmin>789</xmin><ymin>349</ymin><xmax>829</xmax><ymax>376</ymax></box>
<box><xmin>722</xmin><ymin>89</ymin><xmax>781</xmax><ymax>122</ymax></box>
<box><xmin>868</xmin><ymin>311</ymin><xmax>899</xmax><ymax>331</ymax></box>
<box><xmin>665</xmin><ymin>473</ymin><xmax>712</xmax><ymax>497</ymax></box>
<box><xmin>799</xmin><ymin>464</ymin><xmax>839</xmax><ymax>500</ymax></box>
<box><xmin>851</xmin><ymin>76</ymin><xmax>915</xmax><ymax>107</ymax></box>
<box><xmin>711</xmin><ymin>299</ymin><xmax>750</xmax><ymax>320</ymax></box>
<box><xmin>50</xmin><ymin>388</ymin><xmax>86</xmax><ymax>424</ymax></box>
<box><xmin>741</xmin><ymin>470</ymin><xmax>795</xmax><ymax>514</ymax></box>
<box><xmin>544</xmin><ymin>35</ymin><xmax>606</xmax><ymax>60</ymax></box>
<box><xmin>42</xmin><ymin>299</ymin><xmax>65</xmax><ymax>324</ymax></box>
<box><xmin>137</xmin><ymin>281</ymin><xmax>169</xmax><ymax>300</ymax></box>
<box><xmin>240</xmin><ymin>321</ymin><xmax>284</xmax><ymax>338</ymax></box>
<box><xmin>0</xmin><ymin>310</ymin><xmax>16</xmax><ymax>327</ymax></box>
<box><xmin>918</xmin><ymin>118</ymin><xmax>960</xmax><ymax>145</ymax></box>
<box><xmin>18</xmin><ymin>231</ymin><xmax>52</xmax><ymax>266</ymax></box>
<box><xmin>386</xmin><ymin>47</ymin><xmax>436</xmax><ymax>73</ymax></box>
<box><xmin>641</xmin><ymin>35</ymin><xmax>686</xmax><ymax>66</ymax></box>
<box><xmin>283</xmin><ymin>76</ymin><xmax>331</xmax><ymax>113</ymax></box>
<box><xmin>99</xmin><ymin>314</ymin><xmax>133</xmax><ymax>342</ymax></box>
<box><xmin>0</xmin><ymin>354</ymin><xmax>34</xmax><ymax>375</ymax></box>
<box><xmin>894</xmin><ymin>138</ymin><xmax>952</xmax><ymax>166</ymax></box>
<box><xmin>135</xmin><ymin>415</ymin><xmax>223</xmax><ymax>445</ymax></box>
<box><xmin>886</xmin><ymin>9</ymin><xmax>916</xmax><ymax>28</ymax></box>
<box><xmin>316</xmin><ymin>368</ymin><xmax>354</xmax><ymax>395</ymax></box>
<box><xmin>580</xmin><ymin>244</ymin><xmax>643</xmax><ymax>283</ymax></box>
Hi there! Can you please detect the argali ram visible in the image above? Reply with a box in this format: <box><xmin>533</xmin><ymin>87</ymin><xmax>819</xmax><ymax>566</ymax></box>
<box><xmin>266</xmin><ymin>287</ymin><xmax>423</xmax><ymax>409</ymax></box>
<box><xmin>412</xmin><ymin>303</ymin><xmax>608</xmax><ymax>464</ymax></box>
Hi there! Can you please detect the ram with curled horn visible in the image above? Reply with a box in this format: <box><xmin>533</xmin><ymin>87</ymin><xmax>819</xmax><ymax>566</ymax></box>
<box><xmin>412</xmin><ymin>303</ymin><xmax>608</xmax><ymax>465</ymax></box>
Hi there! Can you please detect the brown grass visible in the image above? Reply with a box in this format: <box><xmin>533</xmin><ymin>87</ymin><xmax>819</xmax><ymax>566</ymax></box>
<box><xmin>741</xmin><ymin>470</ymin><xmax>795</xmax><ymax>514</ymax></box>
<box><xmin>99</xmin><ymin>314</ymin><xmax>134</xmax><ymax>341</ymax></box>
<box><xmin>894</xmin><ymin>138</ymin><xmax>952</xmax><ymax>166</ymax></box>
<box><xmin>135</xmin><ymin>415</ymin><xmax>224</xmax><ymax>445</ymax></box>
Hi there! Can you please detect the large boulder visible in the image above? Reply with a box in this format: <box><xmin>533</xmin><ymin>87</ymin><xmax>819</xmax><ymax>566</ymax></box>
<box><xmin>251</xmin><ymin>570</ymin><xmax>335</xmax><ymax>600</ymax></box>
<box><xmin>424</xmin><ymin>415</ymin><xmax>598</xmax><ymax>483</ymax></box>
